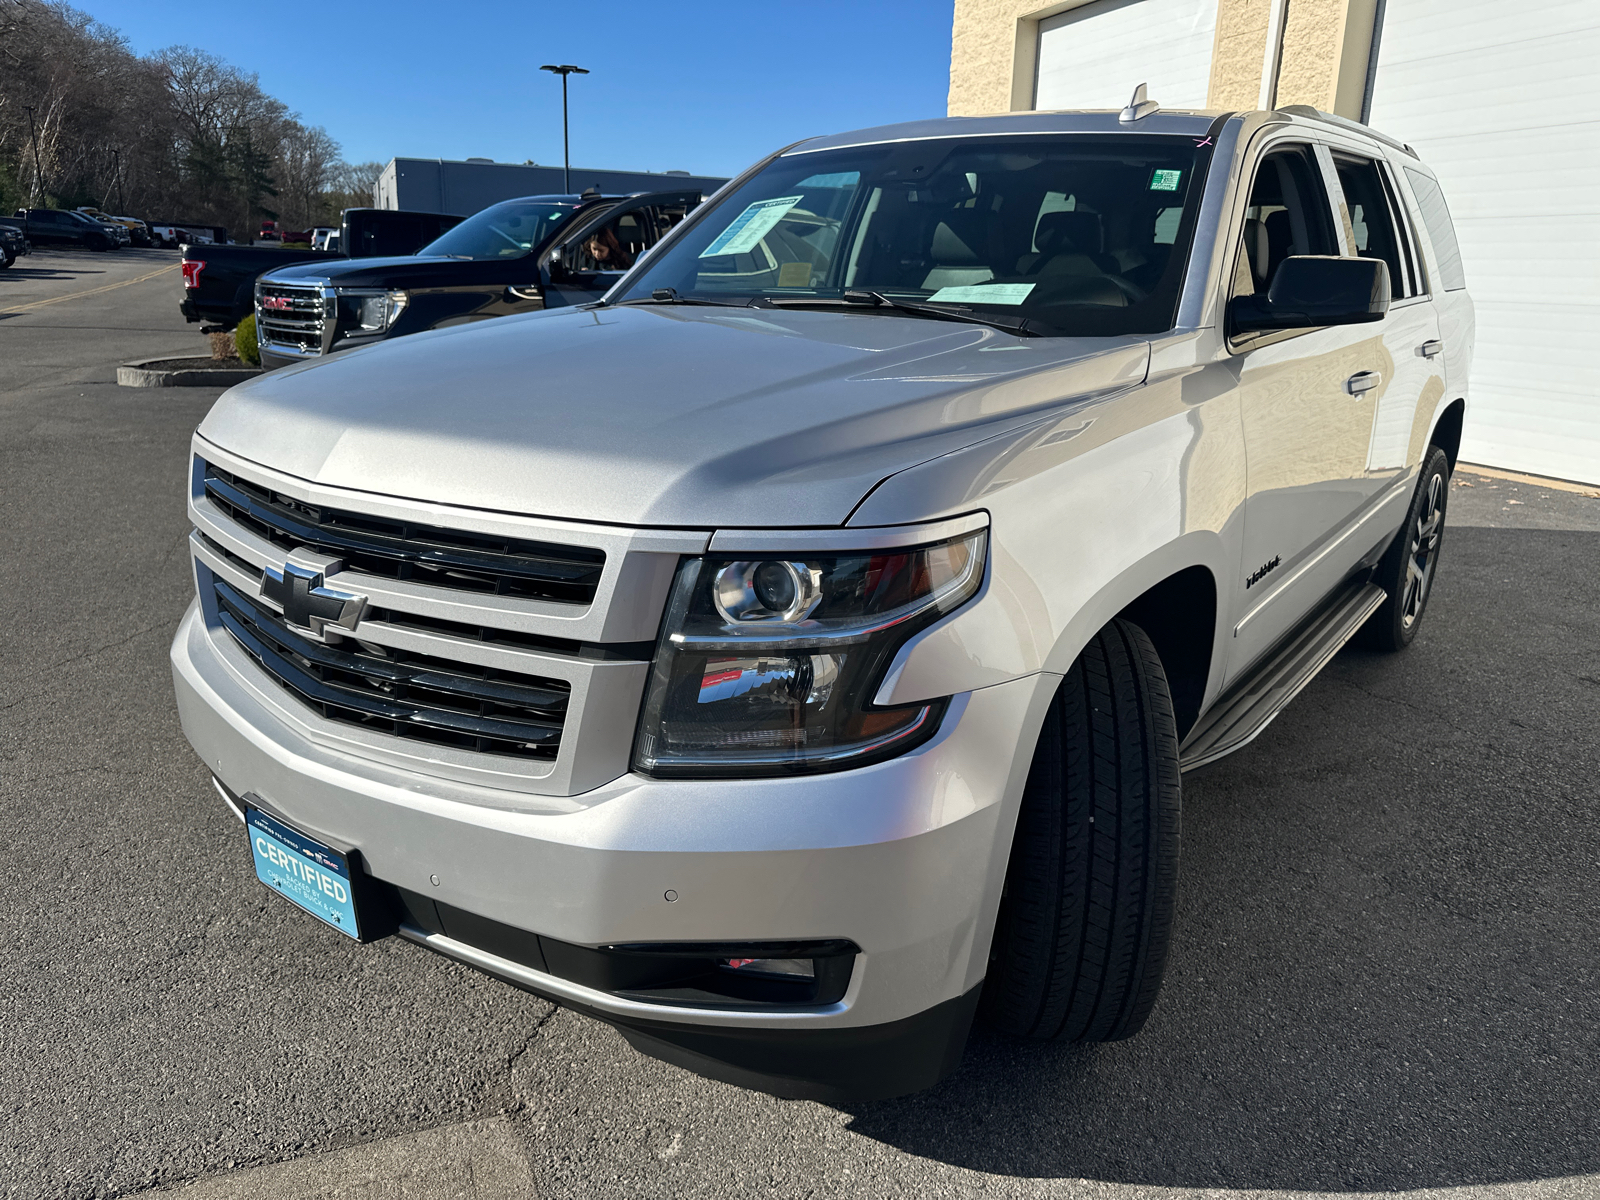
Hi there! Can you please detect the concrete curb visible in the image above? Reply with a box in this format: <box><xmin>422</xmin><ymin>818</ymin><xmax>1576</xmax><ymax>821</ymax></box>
<box><xmin>118</xmin><ymin>356</ymin><xmax>261</xmax><ymax>388</ymax></box>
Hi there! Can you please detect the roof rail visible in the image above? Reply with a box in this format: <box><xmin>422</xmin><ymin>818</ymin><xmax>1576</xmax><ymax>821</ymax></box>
<box><xmin>1274</xmin><ymin>104</ymin><xmax>1419</xmax><ymax>158</ymax></box>
<box><xmin>1119</xmin><ymin>83</ymin><xmax>1161</xmax><ymax>124</ymax></box>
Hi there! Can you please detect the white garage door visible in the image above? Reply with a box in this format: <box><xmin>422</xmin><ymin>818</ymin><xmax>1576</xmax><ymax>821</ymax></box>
<box><xmin>1035</xmin><ymin>0</ymin><xmax>1216</xmax><ymax>112</ymax></box>
<box><xmin>1369</xmin><ymin>0</ymin><xmax>1600</xmax><ymax>484</ymax></box>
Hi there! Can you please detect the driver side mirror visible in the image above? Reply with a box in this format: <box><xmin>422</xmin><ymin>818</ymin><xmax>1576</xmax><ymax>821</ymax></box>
<box><xmin>1230</xmin><ymin>255</ymin><xmax>1390</xmax><ymax>333</ymax></box>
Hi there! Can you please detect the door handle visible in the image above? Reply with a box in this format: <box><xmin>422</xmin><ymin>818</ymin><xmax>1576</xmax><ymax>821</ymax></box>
<box><xmin>504</xmin><ymin>285</ymin><xmax>543</xmax><ymax>303</ymax></box>
<box><xmin>1417</xmin><ymin>339</ymin><xmax>1443</xmax><ymax>358</ymax></box>
<box><xmin>1345</xmin><ymin>370</ymin><xmax>1381</xmax><ymax>396</ymax></box>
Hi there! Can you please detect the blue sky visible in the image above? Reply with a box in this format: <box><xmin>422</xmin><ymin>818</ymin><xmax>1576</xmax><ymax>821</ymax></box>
<box><xmin>86</xmin><ymin>1</ymin><xmax>955</xmax><ymax>178</ymax></box>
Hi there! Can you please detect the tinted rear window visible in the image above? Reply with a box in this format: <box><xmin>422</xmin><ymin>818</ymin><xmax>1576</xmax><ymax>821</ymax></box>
<box><xmin>1403</xmin><ymin>169</ymin><xmax>1466</xmax><ymax>292</ymax></box>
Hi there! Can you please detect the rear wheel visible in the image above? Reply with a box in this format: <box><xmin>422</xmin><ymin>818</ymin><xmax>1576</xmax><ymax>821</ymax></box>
<box><xmin>980</xmin><ymin>618</ymin><xmax>1181</xmax><ymax>1042</ymax></box>
<box><xmin>1361</xmin><ymin>445</ymin><xmax>1450</xmax><ymax>651</ymax></box>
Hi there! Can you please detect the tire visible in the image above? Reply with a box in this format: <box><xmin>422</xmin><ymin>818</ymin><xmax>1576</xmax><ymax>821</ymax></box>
<box><xmin>1360</xmin><ymin>445</ymin><xmax>1450</xmax><ymax>652</ymax></box>
<box><xmin>980</xmin><ymin>618</ymin><xmax>1182</xmax><ymax>1043</ymax></box>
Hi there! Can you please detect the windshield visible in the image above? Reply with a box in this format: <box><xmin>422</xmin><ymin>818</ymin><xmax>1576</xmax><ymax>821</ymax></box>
<box><xmin>418</xmin><ymin>198</ymin><xmax>576</xmax><ymax>260</ymax></box>
<box><xmin>617</xmin><ymin>135</ymin><xmax>1215</xmax><ymax>336</ymax></box>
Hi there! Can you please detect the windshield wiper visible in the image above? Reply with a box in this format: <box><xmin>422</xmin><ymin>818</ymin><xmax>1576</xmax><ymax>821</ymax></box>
<box><xmin>760</xmin><ymin>290</ymin><xmax>1037</xmax><ymax>337</ymax></box>
<box><xmin>614</xmin><ymin>288</ymin><xmax>752</xmax><ymax>308</ymax></box>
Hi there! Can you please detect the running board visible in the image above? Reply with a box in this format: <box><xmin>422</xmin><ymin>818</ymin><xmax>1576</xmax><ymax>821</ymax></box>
<box><xmin>1179</xmin><ymin>580</ymin><xmax>1386</xmax><ymax>772</ymax></box>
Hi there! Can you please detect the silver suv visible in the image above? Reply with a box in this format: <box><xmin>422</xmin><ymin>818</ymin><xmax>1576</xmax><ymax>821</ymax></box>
<box><xmin>171</xmin><ymin>102</ymin><xmax>1472</xmax><ymax>1101</ymax></box>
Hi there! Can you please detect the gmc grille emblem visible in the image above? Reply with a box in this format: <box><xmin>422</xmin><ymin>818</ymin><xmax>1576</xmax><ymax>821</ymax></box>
<box><xmin>261</xmin><ymin>295</ymin><xmax>293</xmax><ymax>311</ymax></box>
<box><xmin>261</xmin><ymin>559</ymin><xmax>367</xmax><ymax>640</ymax></box>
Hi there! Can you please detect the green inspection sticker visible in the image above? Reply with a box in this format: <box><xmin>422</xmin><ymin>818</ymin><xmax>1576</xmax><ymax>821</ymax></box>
<box><xmin>1149</xmin><ymin>168</ymin><xmax>1184</xmax><ymax>192</ymax></box>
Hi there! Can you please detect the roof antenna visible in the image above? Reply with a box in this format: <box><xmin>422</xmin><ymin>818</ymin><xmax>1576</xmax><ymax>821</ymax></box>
<box><xmin>1119</xmin><ymin>82</ymin><xmax>1160</xmax><ymax>123</ymax></box>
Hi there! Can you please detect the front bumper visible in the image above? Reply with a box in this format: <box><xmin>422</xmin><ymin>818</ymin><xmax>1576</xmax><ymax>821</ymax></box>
<box><xmin>171</xmin><ymin>600</ymin><xmax>1054</xmax><ymax>1098</ymax></box>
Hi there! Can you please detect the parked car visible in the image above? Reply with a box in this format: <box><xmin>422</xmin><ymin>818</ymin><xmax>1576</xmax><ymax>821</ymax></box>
<box><xmin>150</xmin><ymin>222</ymin><xmax>228</xmax><ymax>250</ymax></box>
<box><xmin>310</xmin><ymin>227</ymin><xmax>337</xmax><ymax>251</ymax></box>
<box><xmin>77</xmin><ymin>207</ymin><xmax>152</xmax><ymax>246</ymax></box>
<box><xmin>253</xmin><ymin>189</ymin><xmax>702</xmax><ymax>368</ymax></box>
<box><xmin>0</xmin><ymin>221</ymin><xmax>29</xmax><ymax>266</ymax></box>
<box><xmin>11</xmin><ymin>208</ymin><xmax>121</xmax><ymax>251</ymax></box>
<box><xmin>172</xmin><ymin>101</ymin><xmax>1471</xmax><ymax>1102</ymax></box>
<box><xmin>179</xmin><ymin>207</ymin><xmax>464</xmax><ymax>331</ymax></box>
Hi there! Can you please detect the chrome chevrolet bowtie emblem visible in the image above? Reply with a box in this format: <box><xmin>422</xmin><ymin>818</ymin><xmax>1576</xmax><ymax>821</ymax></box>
<box><xmin>261</xmin><ymin>557</ymin><xmax>367</xmax><ymax>640</ymax></box>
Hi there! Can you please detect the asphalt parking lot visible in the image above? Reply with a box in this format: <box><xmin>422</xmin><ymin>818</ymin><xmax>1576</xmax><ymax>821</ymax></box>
<box><xmin>2</xmin><ymin>250</ymin><xmax>1598</xmax><ymax>1200</ymax></box>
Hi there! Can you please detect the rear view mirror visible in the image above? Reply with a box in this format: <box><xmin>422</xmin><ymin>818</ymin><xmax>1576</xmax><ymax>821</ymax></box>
<box><xmin>1230</xmin><ymin>255</ymin><xmax>1390</xmax><ymax>333</ymax></box>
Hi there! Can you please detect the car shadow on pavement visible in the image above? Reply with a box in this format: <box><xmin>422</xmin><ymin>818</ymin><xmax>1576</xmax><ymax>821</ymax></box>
<box><xmin>837</xmin><ymin>526</ymin><xmax>1600</xmax><ymax>1194</ymax></box>
<box><xmin>2</xmin><ymin>263</ymin><xmax>111</xmax><ymax>280</ymax></box>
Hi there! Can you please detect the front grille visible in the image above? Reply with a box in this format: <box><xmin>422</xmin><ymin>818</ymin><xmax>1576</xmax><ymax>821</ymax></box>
<box><xmin>212</xmin><ymin>576</ymin><xmax>569</xmax><ymax>759</ymax></box>
<box><xmin>202</xmin><ymin>463</ymin><xmax>605</xmax><ymax>605</ymax></box>
<box><xmin>257</xmin><ymin>283</ymin><xmax>326</xmax><ymax>353</ymax></box>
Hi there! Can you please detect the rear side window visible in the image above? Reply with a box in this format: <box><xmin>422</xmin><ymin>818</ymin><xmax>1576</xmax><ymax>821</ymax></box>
<box><xmin>1403</xmin><ymin>168</ymin><xmax>1467</xmax><ymax>292</ymax></box>
<box><xmin>1333</xmin><ymin>155</ymin><xmax>1422</xmax><ymax>298</ymax></box>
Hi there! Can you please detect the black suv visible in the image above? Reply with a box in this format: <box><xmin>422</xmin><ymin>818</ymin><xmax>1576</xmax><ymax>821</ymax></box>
<box><xmin>253</xmin><ymin>190</ymin><xmax>704</xmax><ymax>369</ymax></box>
<box><xmin>12</xmin><ymin>209</ymin><xmax>120</xmax><ymax>251</ymax></box>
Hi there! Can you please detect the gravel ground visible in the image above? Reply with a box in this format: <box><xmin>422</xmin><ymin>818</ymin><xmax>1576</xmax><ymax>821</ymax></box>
<box><xmin>2</xmin><ymin>252</ymin><xmax>1596</xmax><ymax>1199</ymax></box>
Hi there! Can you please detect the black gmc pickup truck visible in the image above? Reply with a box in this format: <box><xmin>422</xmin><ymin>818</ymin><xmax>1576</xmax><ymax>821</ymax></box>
<box><xmin>251</xmin><ymin>189</ymin><xmax>704</xmax><ymax>369</ymax></box>
<box><xmin>179</xmin><ymin>207</ymin><xmax>462</xmax><ymax>331</ymax></box>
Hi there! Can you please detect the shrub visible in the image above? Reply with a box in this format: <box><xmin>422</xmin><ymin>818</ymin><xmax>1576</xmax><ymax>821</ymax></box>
<box><xmin>234</xmin><ymin>314</ymin><xmax>261</xmax><ymax>365</ymax></box>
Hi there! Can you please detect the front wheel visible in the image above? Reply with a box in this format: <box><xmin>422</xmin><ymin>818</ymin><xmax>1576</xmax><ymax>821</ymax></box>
<box><xmin>980</xmin><ymin>618</ymin><xmax>1181</xmax><ymax>1043</ymax></box>
<box><xmin>1361</xmin><ymin>446</ymin><xmax>1450</xmax><ymax>652</ymax></box>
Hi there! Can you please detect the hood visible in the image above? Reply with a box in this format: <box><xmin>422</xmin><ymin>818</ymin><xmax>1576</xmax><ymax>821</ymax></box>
<box><xmin>264</xmin><ymin>255</ymin><xmax>458</xmax><ymax>286</ymax></box>
<box><xmin>198</xmin><ymin>305</ymin><xmax>1149</xmax><ymax>528</ymax></box>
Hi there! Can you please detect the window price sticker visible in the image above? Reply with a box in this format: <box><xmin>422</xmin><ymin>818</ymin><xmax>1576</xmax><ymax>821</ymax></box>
<box><xmin>700</xmin><ymin>196</ymin><xmax>804</xmax><ymax>258</ymax></box>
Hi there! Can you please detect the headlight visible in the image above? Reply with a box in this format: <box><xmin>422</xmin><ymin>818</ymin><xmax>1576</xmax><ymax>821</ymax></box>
<box><xmin>633</xmin><ymin>528</ymin><xmax>987</xmax><ymax>778</ymax></box>
<box><xmin>335</xmin><ymin>288</ymin><xmax>408</xmax><ymax>333</ymax></box>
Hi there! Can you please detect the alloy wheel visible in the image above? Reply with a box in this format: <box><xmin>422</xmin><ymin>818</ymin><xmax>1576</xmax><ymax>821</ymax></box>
<box><xmin>1401</xmin><ymin>471</ymin><xmax>1445</xmax><ymax>630</ymax></box>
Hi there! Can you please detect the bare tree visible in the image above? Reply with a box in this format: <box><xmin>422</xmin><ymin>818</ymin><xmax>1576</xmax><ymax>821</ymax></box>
<box><xmin>277</xmin><ymin>123</ymin><xmax>339</xmax><ymax>227</ymax></box>
<box><xmin>0</xmin><ymin>2</ymin><xmax>385</xmax><ymax>236</ymax></box>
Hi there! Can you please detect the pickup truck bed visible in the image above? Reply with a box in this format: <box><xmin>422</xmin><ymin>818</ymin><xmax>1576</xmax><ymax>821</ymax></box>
<box><xmin>181</xmin><ymin>245</ymin><xmax>338</xmax><ymax>329</ymax></box>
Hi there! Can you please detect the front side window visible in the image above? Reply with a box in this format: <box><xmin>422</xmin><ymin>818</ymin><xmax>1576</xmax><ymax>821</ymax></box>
<box><xmin>616</xmin><ymin>135</ymin><xmax>1217</xmax><ymax>337</ymax></box>
<box><xmin>1230</xmin><ymin>145</ymin><xmax>1340</xmax><ymax>301</ymax></box>
<box><xmin>418</xmin><ymin>199</ymin><xmax>576</xmax><ymax>261</ymax></box>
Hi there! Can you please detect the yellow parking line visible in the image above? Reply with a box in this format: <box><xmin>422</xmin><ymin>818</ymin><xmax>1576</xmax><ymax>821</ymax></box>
<box><xmin>0</xmin><ymin>261</ymin><xmax>180</xmax><ymax>315</ymax></box>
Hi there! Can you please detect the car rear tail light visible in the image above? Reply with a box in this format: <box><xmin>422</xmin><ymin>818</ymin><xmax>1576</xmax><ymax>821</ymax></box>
<box><xmin>181</xmin><ymin>260</ymin><xmax>205</xmax><ymax>289</ymax></box>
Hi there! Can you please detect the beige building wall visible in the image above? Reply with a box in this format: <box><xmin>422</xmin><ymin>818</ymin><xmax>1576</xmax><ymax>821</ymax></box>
<box><xmin>949</xmin><ymin>0</ymin><xmax>1380</xmax><ymax>119</ymax></box>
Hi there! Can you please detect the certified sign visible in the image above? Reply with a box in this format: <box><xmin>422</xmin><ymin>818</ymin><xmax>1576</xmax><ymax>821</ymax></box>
<box><xmin>246</xmin><ymin>808</ymin><xmax>361</xmax><ymax>939</ymax></box>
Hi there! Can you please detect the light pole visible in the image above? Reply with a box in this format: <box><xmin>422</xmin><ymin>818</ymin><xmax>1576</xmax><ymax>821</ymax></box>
<box><xmin>111</xmin><ymin>147</ymin><xmax>126</xmax><ymax>213</ymax></box>
<box><xmin>23</xmin><ymin>105</ymin><xmax>45</xmax><ymax>206</ymax></box>
<box><xmin>539</xmin><ymin>64</ymin><xmax>589</xmax><ymax>194</ymax></box>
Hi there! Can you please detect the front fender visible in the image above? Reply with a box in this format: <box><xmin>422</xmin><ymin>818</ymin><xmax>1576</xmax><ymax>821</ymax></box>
<box><xmin>858</xmin><ymin>364</ymin><xmax>1245</xmax><ymax>711</ymax></box>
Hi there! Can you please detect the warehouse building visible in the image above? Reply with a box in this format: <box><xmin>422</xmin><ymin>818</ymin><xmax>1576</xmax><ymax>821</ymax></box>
<box><xmin>374</xmin><ymin>158</ymin><xmax>728</xmax><ymax>221</ymax></box>
<box><xmin>950</xmin><ymin>0</ymin><xmax>1599</xmax><ymax>485</ymax></box>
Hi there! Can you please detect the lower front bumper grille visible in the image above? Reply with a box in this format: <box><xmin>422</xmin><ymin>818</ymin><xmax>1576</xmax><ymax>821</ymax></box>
<box><xmin>211</xmin><ymin>576</ymin><xmax>570</xmax><ymax>759</ymax></box>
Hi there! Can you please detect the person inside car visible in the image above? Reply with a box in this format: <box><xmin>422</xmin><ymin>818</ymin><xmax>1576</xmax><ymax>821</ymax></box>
<box><xmin>584</xmin><ymin>223</ymin><xmax>635</xmax><ymax>272</ymax></box>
